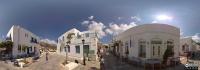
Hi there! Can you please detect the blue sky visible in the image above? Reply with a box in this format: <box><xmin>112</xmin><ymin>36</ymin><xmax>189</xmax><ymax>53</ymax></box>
<box><xmin>0</xmin><ymin>0</ymin><xmax>200</xmax><ymax>43</ymax></box>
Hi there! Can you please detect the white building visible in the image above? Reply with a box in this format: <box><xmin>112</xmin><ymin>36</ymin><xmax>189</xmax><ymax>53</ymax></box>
<box><xmin>6</xmin><ymin>25</ymin><xmax>40</xmax><ymax>58</ymax></box>
<box><xmin>180</xmin><ymin>37</ymin><xmax>200</xmax><ymax>55</ymax></box>
<box><xmin>57</xmin><ymin>28</ymin><xmax>99</xmax><ymax>61</ymax></box>
<box><xmin>113</xmin><ymin>24</ymin><xmax>180</xmax><ymax>63</ymax></box>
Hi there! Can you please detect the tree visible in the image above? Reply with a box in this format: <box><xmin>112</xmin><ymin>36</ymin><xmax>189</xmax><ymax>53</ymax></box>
<box><xmin>0</xmin><ymin>41</ymin><xmax>13</xmax><ymax>58</ymax></box>
<box><xmin>4</xmin><ymin>41</ymin><xmax>13</xmax><ymax>54</ymax></box>
<box><xmin>162</xmin><ymin>46</ymin><xmax>174</xmax><ymax>64</ymax></box>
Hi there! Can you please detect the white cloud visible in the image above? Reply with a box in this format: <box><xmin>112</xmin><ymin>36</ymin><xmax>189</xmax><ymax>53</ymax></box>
<box><xmin>118</xmin><ymin>17</ymin><xmax>122</xmax><ymax>20</ymax></box>
<box><xmin>131</xmin><ymin>16</ymin><xmax>141</xmax><ymax>21</ymax></box>
<box><xmin>88</xmin><ymin>16</ymin><xmax>94</xmax><ymax>20</ymax></box>
<box><xmin>152</xmin><ymin>20</ymin><xmax>158</xmax><ymax>23</ymax></box>
<box><xmin>88</xmin><ymin>21</ymin><xmax>106</xmax><ymax>38</ymax></box>
<box><xmin>81</xmin><ymin>20</ymin><xmax>90</xmax><ymax>25</ymax></box>
<box><xmin>192</xmin><ymin>33</ymin><xmax>200</xmax><ymax>42</ymax></box>
<box><xmin>105</xmin><ymin>29</ymin><xmax>113</xmax><ymax>34</ymax></box>
<box><xmin>40</xmin><ymin>39</ymin><xmax>57</xmax><ymax>45</ymax></box>
<box><xmin>105</xmin><ymin>22</ymin><xmax>137</xmax><ymax>35</ymax></box>
<box><xmin>82</xmin><ymin>16</ymin><xmax>107</xmax><ymax>38</ymax></box>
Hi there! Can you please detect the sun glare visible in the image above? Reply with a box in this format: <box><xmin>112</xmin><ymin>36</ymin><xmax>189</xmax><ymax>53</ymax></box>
<box><xmin>156</xmin><ymin>14</ymin><xmax>173</xmax><ymax>21</ymax></box>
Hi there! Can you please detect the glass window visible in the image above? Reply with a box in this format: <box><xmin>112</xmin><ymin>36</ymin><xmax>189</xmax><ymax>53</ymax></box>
<box><xmin>153</xmin><ymin>46</ymin><xmax>155</xmax><ymax>55</ymax></box>
<box><xmin>138</xmin><ymin>40</ymin><xmax>146</xmax><ymax>58</ymax></box>
<box><xmin>18</xmin><ymin>45</ymin><xmax>21</xmax><ymax>52</ymax></box>
<box><xmin>62</xmin><ymin>36</ymin><xmax>64</xmax><ymax>41</ymax></box>
<box><xmin>64</xmin><ymin>47</ymin><xmax>67</xmax><ymax>52</ymax></box>
<box><xmin>77</xmin><ymin>33</ymin><xmax>81</xmax><ymax>39</ymax></box>
<box><xmin>85</xmin><ymin>33</ymin><xmax>89</xmax><ymax>37</ymax></box>
<box><xmin>25</xmin><ymin>33</ymin><xmax>28</xmax><ymax>37</ymax></box>
<box><xmin>30</xmin><ymin>47</ymin><xmax>32</xmax><ymax>52</ymax></box>
<box><xmin>75</xmin><ymin>45</ymin><xmax>80</xmax><ymax>53</ymax></box>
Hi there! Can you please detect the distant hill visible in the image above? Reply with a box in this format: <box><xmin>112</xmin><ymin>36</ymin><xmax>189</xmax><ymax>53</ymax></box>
<box><xmin>39</xmin><ymin>42</ymin><xmax>57</xmax><ymax>50</ymax></box>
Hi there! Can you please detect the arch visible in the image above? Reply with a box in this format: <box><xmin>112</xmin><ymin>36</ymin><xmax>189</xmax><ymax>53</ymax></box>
<box><xmin>151</xmin><ymin>38</ymin><xmax>162</xmax><ymax>44</ymax></box>
<box><xmin>167</xmin><ymin>39</ymin><xmax>174</xmax><ymax>44</ymax></box>
<box><xmin>166</xmin><ymin>39</ymin><xmax>174</xmax><ymax>49</ymax></box>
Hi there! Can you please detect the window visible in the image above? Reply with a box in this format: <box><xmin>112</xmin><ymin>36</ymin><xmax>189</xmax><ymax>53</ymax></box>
<box><xmin>18</xmin><ymin>45</ymin><xmax>21</xmax><ymax>52</ymax></box>
<box><xmin>62</xmin><ymin>36</ymin><xmax>64</xmax><ymax>41</ymax></box>
<box><xmin>153</xmin><ymin>46</ymin><xmax>155</xmax><ymax>55</ymax></box>
<box><xmin>77</xmin><ymin>33</ymin><xmax>81</xmax><ymax>39</ymax></box>
<box><xmin>67</xmin><ymin>46</ymin><xmax>70</xmax><ymax>52</ymax></box>
<box><xmin>125</xmin><ymin>41</ymin><xmax>129</xmax><ymax>55</ymax></box>
<box><xmin>167</xmin><ymin>39</ymin><xmax>174</xmax><ymax>52</ymax></box>
<box><xmin>138</xmin><ymin>39</ymin><xmax>146</xmax><ymax>58</ymax></box>
<box><xmin>64</xmin><ymin>47</ymin><xmax>67</xmax><ymax>52</ymax></box>
<box><xmin>30</xmin><ymin>47</ymin><xmax>32</xmax><ymax>52</ymax></box>
<box><xmin>75</xmin><ymin>45</ymin><xmax>80</xmax><ymax>53</ymax></box>
<box><xmin>31</xmin><ymin>37</ymin><xmax>37</xmax><ymax>43</ymax></box>
<box><xmin>25</xmin><ymin>33</ymin><xmax>28</xmax><ymax>37</ymax></box>
<box><xmin>85</xmin><ymin>33</ymin><xmax>89</xmax><ymax>37</ymax></box>
<box><xmin>31</xmin><ymin>37</ymin><xmax>34</xmax><ymax>42</ymax></box>
<box><xmin>182</xmin><ymin>44</ymin><xmax>188</xmax><ymax>52</ymax></box>
<box><xmin>182</xmin><ymin>45</ymin><xmax>185</xmax><ymax>51</ymax></box>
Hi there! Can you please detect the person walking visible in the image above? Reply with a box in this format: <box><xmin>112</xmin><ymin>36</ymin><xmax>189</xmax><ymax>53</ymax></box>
<box><xmin>100</xmin><ymin>56</ymin><xmax>105</xmax><ymax>70</ymax></box>
<box><xmin>46</xmin><ymin>51</ymin><xmax>48</xmax><ymax>61</ymax></box>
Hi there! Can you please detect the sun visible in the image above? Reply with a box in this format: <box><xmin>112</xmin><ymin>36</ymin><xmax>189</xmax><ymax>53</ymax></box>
<box><xmin>156</xmin><ymin>14</ymin><xmax>173</xmax><ymax>21</ymax></box>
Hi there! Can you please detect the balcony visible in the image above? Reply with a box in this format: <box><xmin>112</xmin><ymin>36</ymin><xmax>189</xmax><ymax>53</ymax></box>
<box><xmin>30</xmin><ymin>39</ymin><xmax>38</xmax><ymax>44</ymax></box>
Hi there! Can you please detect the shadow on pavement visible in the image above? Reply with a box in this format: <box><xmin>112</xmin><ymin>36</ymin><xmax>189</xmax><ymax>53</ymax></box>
<box><xmin>89</xmin><ymin>67</ymin><xmax>100</xmax><ymax>70</ymax></box>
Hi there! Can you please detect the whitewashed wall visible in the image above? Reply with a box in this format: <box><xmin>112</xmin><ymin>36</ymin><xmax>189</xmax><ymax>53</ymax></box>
<box><xmin>115</xmin><ymin>24</ymin><xmax>180</xmax><ymax>61</ymax></box>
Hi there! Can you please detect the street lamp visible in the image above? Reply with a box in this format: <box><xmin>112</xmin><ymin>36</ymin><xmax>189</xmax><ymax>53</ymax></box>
<box><xmin>82</xmin><ymin>39</ymin><xmax>86</xmax><ymax>65</ymax></box>
<box><xmin>65</xmin><ymin>42</ymin><xmax>69</xmax><ymax>64</ymax></box>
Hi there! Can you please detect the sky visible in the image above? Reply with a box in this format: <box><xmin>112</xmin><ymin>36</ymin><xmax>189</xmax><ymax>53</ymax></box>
<box><xmin>0</xmin><ymin>0</ymin><xmax>200</xmax><ymax>44</ymax></box>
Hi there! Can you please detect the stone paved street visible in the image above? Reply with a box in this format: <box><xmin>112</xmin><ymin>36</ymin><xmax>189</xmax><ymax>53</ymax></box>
<box><xmin>0</xmin><ymin>52</ymin><xmax>65</xmax><ymax>70</ymax></box>
<box><xmin>104</xmin><ymin>53</ymin><xmax>144</xmax><ymax>70</ymax></box>
<box><xmin>22</xmin><ymin>52</ymin><xmax>65</xmax><ymax>70</ymax></box>
<box><xmin>0</xmin><ymin>61</ymin><xmax>18</xmax><ymax>70</ymax></box>
<box><xmin>0</xmin><ymin>52</ymin><xmax>195</xmax><ymax>70</ymax></box>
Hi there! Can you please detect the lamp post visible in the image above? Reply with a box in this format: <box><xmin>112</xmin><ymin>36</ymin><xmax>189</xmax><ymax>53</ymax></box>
<box><xmin>82</xmin><ymin>39</ymin><xmax>86</xmax><ymax>65</ymax></box>
<box><xmin>65</xmin><ymin>44</ymin><xmax>68</xmax><ymax>64</ymax></box>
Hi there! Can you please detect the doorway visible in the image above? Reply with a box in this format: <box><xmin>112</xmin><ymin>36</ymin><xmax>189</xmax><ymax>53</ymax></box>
<box><xmin>151</xmin><ymin>44</ymin><xmax>161</xmax><ymax>59</ymax></box>
<box><xmin>83</xmin><ymin>45</ymin><xmax>89</xmax><ymax>57</ymax></box>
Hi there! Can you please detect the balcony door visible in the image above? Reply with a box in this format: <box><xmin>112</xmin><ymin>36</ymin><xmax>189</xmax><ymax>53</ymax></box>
<box><xmin>151</xmin><ymin>38</ymin><xmax>162</xmax><ymax>59</ymax></box>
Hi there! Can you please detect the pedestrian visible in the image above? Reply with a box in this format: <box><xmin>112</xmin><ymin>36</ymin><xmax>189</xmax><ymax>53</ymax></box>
<box><xmin>46</xmin><ymin>52</ymin><xmax>48</xmax><ymax>61</ymax></box>
<box><xmin>100</xmin><ymin>56</ymin><xmax>105</xmax><ymax>70</ymax></box>
<box><xmin>83</xmin><ymin>57</ymin><xmax>86</xmax><ymax>65</ymax></box>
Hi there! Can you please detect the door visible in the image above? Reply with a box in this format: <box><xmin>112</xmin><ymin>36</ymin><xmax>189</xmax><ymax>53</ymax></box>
<box><xmin>83</xmin><ymin>45</ymin><xmax>89</xmax><ymax>57</ymax></box>
<box><xmin>152</xmin><ymin>44</ymin><xmax>161</xmax><ymax>59</ymax></box>
<box><xmin>27</xmin><ymin>48</ymin><xmax>30</xmax><ymax>54</ymax></box>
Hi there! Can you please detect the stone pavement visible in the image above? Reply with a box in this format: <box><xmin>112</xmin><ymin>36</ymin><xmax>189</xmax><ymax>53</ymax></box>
<box><xmin>103</xmin><ymin>53</ymin><xmax>144</xmax><ymax>70</ymax></box>
<box><xmin>79</xmin><ymin>61</ymin><xmax>100</xmax><ymax>70</ymax></box>
<box><xmin>0</xmin><ymin>52</ymin><xmax>65</xmax><ymax>70</ymax></box>
<box><xmin>22</xmin><ymin>52</ymin><xmax>65</xmax><ymax>70</ymax></box>
<box><xmin>0</xmin><ymin>52</ymin><xmax>101</xmax><ymax>70</ymax></box>
<box><xmin>0</xmin><ymin>61</ymin><xmax>19</xmax><ymax>70</ymax></box>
